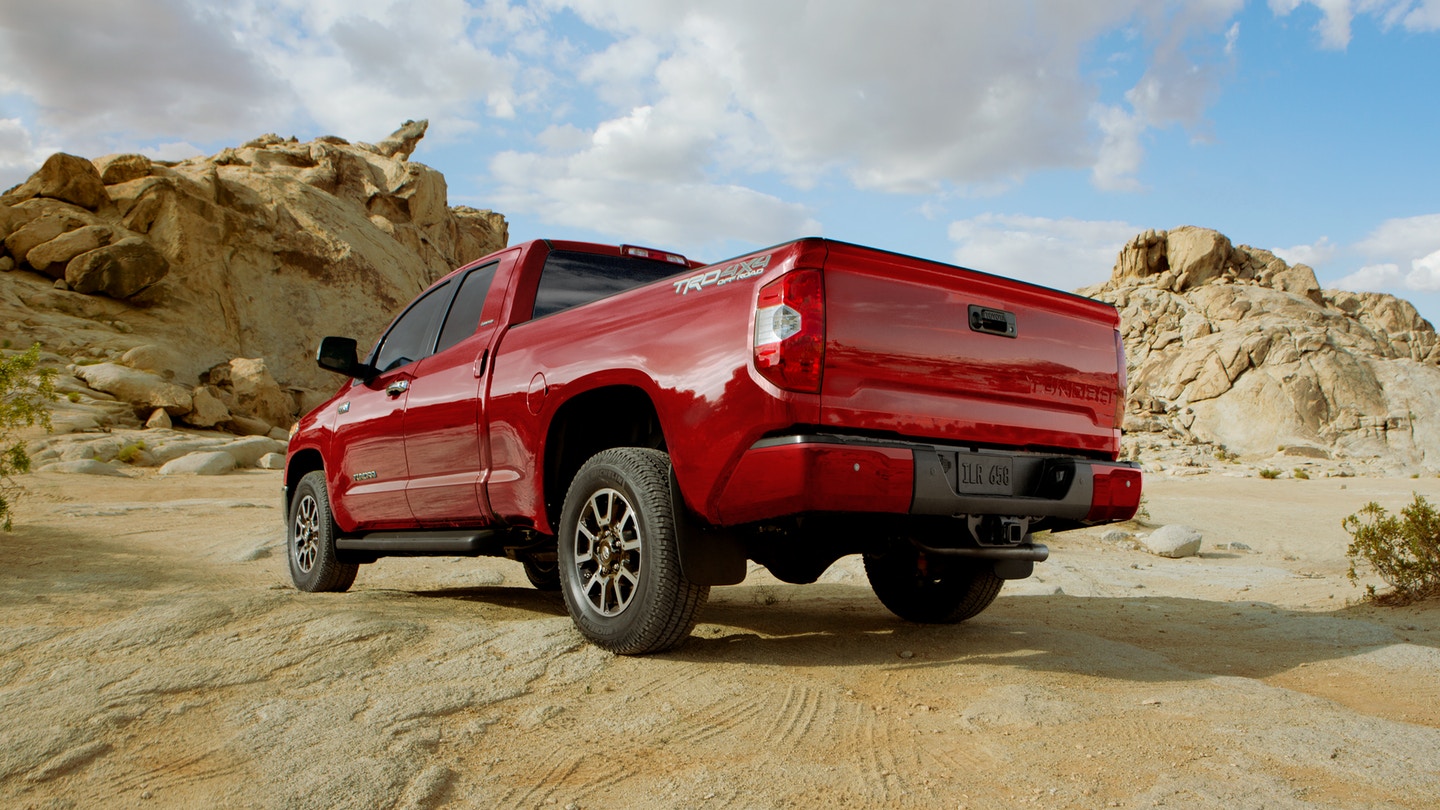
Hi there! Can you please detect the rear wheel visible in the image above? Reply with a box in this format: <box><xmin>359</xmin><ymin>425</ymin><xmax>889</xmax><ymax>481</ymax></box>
<box><xmin>288</xmin><ymin>470</ymin><xmax>358</xmax><ymax>593</ymax></box>
<box><xmin>864</xmin><ymin>544</ymin><xmax>1002</xmax><ymax>623</ymax></box>
<box><xmin>557</xmin><ymin>448</ymin><xmax>708</xmax><ymax>654</ymax></box>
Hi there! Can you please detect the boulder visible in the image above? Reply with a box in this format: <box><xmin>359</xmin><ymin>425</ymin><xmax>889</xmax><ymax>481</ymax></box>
<box><xmin>4</xmin><ymin>213</ymin><xmax>88</xmax><ymax>266</ymax></box>
<box><xmin>74</xmin><ymin>362</ymin><xmax>193</xmax><ymax>416</ymax></box>
<box><xmin>1167</xmin><ymin>227</ymin><xmax>1233</xmax><ymax>291</ymax></box>
<box><xmin>223</xmin><ymin>358</ymin><xmax>296</xmax><ymax>428</ymax></box>
<box><xmin>372</xmin><ymin>119</ymin><xmax>429</xmax><ymax>160</ymax></box>
<box><xmin>257</xmin><ymin>452</ymin><xmax>286</xmax><ymax>470</ymax></box>
<box><xmin>65</xmin><ymin>236</ymin><xmax>170</xmax><ymax>298</ymax></box>
<box><xmin>92</xmin><ymin>153</ymin><xmax>153</xmax><ymax>185</ymax></box>
<box><xmin>158</xmin><ymin>451</ymin><xmax>236</xmax><ymax>476</ymax></box>
<box><xmin>25</xmin><ymin>225</ymin><xmax>115</xmax><ymax>277</ymax></box>
<box><xmin>218</xmin><ymin>436</ymin><xmax>287</xmax><ymax>467</ymax></box>
<box><xmin>5</xmin><ymin>152</ymin><xmax>109</xmax><ymax>211</ymax></box>
<box><xmin>1143</xmin><ymin>525</ymin><xmax>1203</xmax><ymax>558</ymax></box>
<box><xmin>145</xmin><ymin>408</ymin><xmax>172</xmax><ymax>429</ymax></box>
<box><xmin>185</xmin><ymin>385</ymin><xmax>231</xmax><ymax>428</ymax></box>
<box><xmin>37</xmin><ymin>459</ymin><xmax>131</xmax><ymax>476</ymax></box>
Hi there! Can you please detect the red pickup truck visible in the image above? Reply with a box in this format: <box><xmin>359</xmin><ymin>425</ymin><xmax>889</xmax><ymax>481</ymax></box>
<box><xmin>284</xmin><ymin>238</ymin><xmax>1140</xmax><ymax>653</ymax></box>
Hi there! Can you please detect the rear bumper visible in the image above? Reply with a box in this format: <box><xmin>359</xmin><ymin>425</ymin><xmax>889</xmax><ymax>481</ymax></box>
<box><xmin>712</xmin><ymin>434</ymin><xmax>1141</xmax><ymax>527</ymax></box>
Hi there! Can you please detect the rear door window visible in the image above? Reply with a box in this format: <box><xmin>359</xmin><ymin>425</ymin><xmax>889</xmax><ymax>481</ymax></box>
<box><xmin>371</xmin><ymin>280</ymin><xmax>453</xmax><ymax>372</ymax></box>
<box><xmin>434</xmin><ymin>263</ymin><xmax>499</xmax><ymax>354</ymax></box>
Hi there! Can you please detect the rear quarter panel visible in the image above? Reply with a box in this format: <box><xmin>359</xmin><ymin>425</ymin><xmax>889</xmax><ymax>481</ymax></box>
<box><xmin>484</xmin><ymin>244</ymin><xmax>818</xmax><ymax>531</ymax></box>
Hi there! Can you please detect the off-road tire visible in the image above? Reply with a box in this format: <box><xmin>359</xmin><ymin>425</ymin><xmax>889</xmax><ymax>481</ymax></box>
<box><xmin>864</xmin><ymin>544</ymin><xmax>1002</xmax><ymax>623</ymax></box>
<box><xmin>288</xmin><ymin>470</ymin><xmax>359</xmax><ymax>593</ymax></box>
<box><xmin>557</xmin><ymin>448</ymin><xmax>708</xmax><ymax>654</ymax></box>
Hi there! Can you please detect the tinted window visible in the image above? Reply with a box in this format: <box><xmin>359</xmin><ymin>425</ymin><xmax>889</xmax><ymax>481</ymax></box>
<box><xmin>435</xmin><ymin>263</ymin><xmax>498</xmax><ymax>354</ymax></box>
<box><xmin>532</xmin><ymin>251</ymin><xmax>683</xmax><ymax>320</ymax></box>
<box><xmin>373</xmin><ymin>281</ymin><xmax>452</xmax><ymax>372</ymax></box>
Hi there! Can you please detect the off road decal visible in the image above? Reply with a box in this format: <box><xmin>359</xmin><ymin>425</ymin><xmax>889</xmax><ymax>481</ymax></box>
<box><xmin>673</xmin><ymin>254</ymin><xmax>771</xmax><ymax>295</ymax></box>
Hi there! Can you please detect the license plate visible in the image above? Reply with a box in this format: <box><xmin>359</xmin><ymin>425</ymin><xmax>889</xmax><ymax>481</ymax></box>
<box><xmin>953</xmin><ymin>454</ymin><xmax>1013</xmax><ymax>496</ymax></box>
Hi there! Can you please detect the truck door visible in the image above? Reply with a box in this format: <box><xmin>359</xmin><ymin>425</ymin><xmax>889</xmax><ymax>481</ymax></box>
<box><xmin>331</xmin><ymin>279</ymin><xmax>454</xmax><ymax>529</ymax></box>
<box><xmin>402</xmin><ymin>257</ymin><xmax>512</xmax><ymax>525</ymax></box>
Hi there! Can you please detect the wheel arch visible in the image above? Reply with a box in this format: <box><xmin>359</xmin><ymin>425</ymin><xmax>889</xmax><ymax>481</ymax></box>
<box><xmin>543</xmin><ymin>384</ymin><xmax>666</xmax><ymax>529</ymax></box>
<box><xmin>285</xmin><ymin>448</ymin><xmax>326</xmax><ymax>513</ymax></box>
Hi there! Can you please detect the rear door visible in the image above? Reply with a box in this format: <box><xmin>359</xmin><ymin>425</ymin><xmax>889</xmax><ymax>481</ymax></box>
<box><xmin>818</xmin><ymin>242</ymin><xmax>1123</xmax><ymax>454</ymax></box>
<box><xmin>402</xmin><ymin>255</ymin><xmax>514</xmax><ymax>525</ymax></box>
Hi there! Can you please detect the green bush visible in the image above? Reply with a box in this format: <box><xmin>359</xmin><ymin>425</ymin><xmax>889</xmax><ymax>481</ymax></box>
<box><xmin>1293</xmin><ymin>468</ymin><xmax>1309</xmax><ymax>480</ymax></box>
<box><xmin>1</xmin><ymin>344</ymin><xmax>59</xmax><ymax>530</ymax></box>
<box><xmin>116</xmin><ymin>441</ymin><xmax>147</xmax><ymax>464</ymax></box>
<box><xmin>1342</xmin><ymin>494</ymin><xmax>1440</xmax><ymax>604</ymax></box>
<box><xmin>1258</xmin><ymin>468</ymin><xmax>1280</xmax><ymax>479</ymax></box>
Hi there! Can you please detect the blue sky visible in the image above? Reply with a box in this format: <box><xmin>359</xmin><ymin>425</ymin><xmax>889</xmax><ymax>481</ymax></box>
<box><xmin>3</xmin><ymin>1</ymin><xmax>1439</xmax><ymax>321</ymax></box>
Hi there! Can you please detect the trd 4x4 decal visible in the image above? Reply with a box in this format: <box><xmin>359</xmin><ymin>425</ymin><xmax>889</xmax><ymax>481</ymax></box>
<box><xmin>673</xmin><ymin>254</ymin><xmax>771</xmax><ymax>295</ymax></box>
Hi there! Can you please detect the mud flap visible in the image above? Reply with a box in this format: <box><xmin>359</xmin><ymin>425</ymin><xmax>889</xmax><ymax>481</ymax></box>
<box><xmin>669</xmin><ymin>470</ymin><xmax>747</xmax><ymax>586</ymax></box>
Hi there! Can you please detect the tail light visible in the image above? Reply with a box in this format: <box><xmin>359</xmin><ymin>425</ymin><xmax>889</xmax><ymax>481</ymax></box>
<box><xmin>754</xmin><ymin>269</ymin><xmax>825</xmax><ymax>393</ymax></box>
<box><xmin>1114</xmin><ymin>329</ymin><xmax>1128</xmax><ymax>428</ymax></box>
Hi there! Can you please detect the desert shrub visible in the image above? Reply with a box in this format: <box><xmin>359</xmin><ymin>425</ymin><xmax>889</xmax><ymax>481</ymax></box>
<box><xmin>1</xmin><ymin>344</ymin><xmax>58</xmax><ymax>530</ymax></box>
<box><xmin>1258</xmin><ymin>468</ymin><xmax>1280</xmax><ymax>479</ymax></box>
<box><xmin>1342</xmin><ymin>494</ymin><xmax>1440</xmax><ymax>604</ymax></box>
<box><xmin>1293</xmin><ymin>468</ymin><xmax>1310</xmax><ymax>480</ymax></box>
<box><xmin>1214</xmin><ymin>446</ymin><xmax>1238</xmax><ymax>462</ymax></box>
<box><xmin>116</xmin><ymin>441</ymin><xmax>147</xmax><ymax>463</ymax></box>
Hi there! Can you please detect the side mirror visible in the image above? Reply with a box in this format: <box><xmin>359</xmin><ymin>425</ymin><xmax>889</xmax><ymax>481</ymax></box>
<box><xmin>316</xmin><ymin>336</ymin><xmax>378</xmax><ymax>381</ymax></box>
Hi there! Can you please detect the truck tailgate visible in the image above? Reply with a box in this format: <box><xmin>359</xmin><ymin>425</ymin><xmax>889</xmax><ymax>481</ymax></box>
<box><xmin>819</xmin><ymin>242</ymin><xmax>1122</xmax><ymax>455</ymax></box>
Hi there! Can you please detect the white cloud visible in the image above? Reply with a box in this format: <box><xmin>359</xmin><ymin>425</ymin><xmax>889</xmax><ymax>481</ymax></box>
<box><xmin>0</xmin><ymin>0</ymin><xmax>533</xmax><ymax>159</ymax></box>
<box><xmin>1337</xmin><ymin>263</ymin><xmax>1403</xmax><ymax>291</ymax></box>
<box><xmin>1270</xmin><ymin>0</ymin><xmax>1440</xmax><ymax>46</ymax></box>
<box><xmin>0</xmin><ymin>118</ymin><xmax>50</xmax><ymax>190</ymax></box>
<box><xmin>947</xmin><ymin>214</ymin><xmax>1138</xmax><ymax>291</ymax></box>
<box><xmin>489</xmin><ymin>146</ymin><xmax>818</xmax><ymax>254</ymax></box>
<box><xmin>0</xmin><ymin>0</ymin><xmax>294</xmax><ymax>146</ymax></box>
<box><xmin>1334</xmin><ymin>215</ymin><xmax>1440</xmax><ymax>293</ymax></box>
<box><xmin>1272</xmin><ymin>236</ymin><xmax>1337</xmax><ymax>267</ymax></box>
<box><xmin>539</xmin><ymin>2</ymin><xmax>1255</xmax><ymax>195</ymax></box>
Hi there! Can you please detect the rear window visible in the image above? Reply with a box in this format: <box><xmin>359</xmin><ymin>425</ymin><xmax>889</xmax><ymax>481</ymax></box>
<box><xmin>531</xmin><ymin>250</ymin><xmax>682</xmax><ymax>320</ymax></box>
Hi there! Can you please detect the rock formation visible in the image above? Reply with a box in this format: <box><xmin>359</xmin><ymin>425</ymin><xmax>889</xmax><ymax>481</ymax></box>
<box><xmin>1084</xmin><ymin>226</ymin><xmax>1440</xmax><ymax>471</ymax></box>
<box><xmin>1</xmin><ymin>121</ymin><xmax>507</xmax><ymax>444</ymax></box>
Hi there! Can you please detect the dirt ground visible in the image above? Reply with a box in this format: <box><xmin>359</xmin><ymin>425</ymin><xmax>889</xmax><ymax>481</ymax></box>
<box><xmin>1</xmin><ymin>469</ymin><xmax>1438</xmax><ymax>809</ymax></box>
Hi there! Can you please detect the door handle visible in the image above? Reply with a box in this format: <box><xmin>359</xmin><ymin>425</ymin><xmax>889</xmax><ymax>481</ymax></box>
<box><xmin>473</xmin><ymin>349</ymin><xmax>488</xmax><ymax>378</ymax></box>
<box><xmin>385</xmin><ymin>379</ymin><xmax>410</xmax><ymax>397</ymax></box>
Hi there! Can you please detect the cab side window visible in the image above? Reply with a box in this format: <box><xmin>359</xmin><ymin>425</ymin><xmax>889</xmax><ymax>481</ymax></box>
<box><xmin>372</xmin><ymin>280</ymin><xmax>453</xmax><ymax>373</ymax></box>
<box><xmin>434</xmin><ymin>263</ymin><xmax>498</xmax><ymax>355</ymax></box>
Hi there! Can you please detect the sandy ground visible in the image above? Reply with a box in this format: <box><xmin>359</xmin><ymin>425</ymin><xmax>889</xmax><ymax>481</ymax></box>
<box><xmin>1</xmin><ymin>469</ymin><xmax>1438</xmax><ymax>809</ymax></box>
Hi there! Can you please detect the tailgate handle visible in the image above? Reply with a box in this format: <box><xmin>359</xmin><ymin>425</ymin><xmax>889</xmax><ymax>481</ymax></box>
<box><xmin>968</xmin><ymin>305</ymin><xmax>1017</xmax><ymax>338</ymax></box>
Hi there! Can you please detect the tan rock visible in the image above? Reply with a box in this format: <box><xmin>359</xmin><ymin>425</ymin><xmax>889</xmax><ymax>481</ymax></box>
<box><xmin>4</xmin><ymin>153</ymin><xmax>109</xmax><ymax>211</ymax></box>
<box><xmin>186</xmin><ymin>385</ymin><xmax>231</xmax><ymax>428</ymax></box>
<box><xmin>92</xmin><ymin>154</ymin><xmax>153</xmax><ymax>185</ymax></box>
<box><xmin>65</xmin><ymin>237</ymin><xmax>170</xmax><ymax>298</ymax></box>
<box><xmin>223</xmin><ymin>358</ymin><xmax>295</xmax><ymax>428</ymax></box>
<box><xmin>74</xmin><ymin>362</ymin><xmax>193</xmax><ymax>416</ymax></box>
<box><xmin>26</xmin><ymin>225</ymin><xmax>115</xmax><ymax>277</ymax></box>
<box><xmin>145</xmin><ymin>408</ymin><xmax>172</xmax><ymax>429</ymax></box>
<box><xmin>1167</xmin><ymin>227</ymin><xmax>1234</xmax><ymax>291</ymax></box>
<box><xmin>5</xmin><ymin>212</ymin><xmax>88</xmax><ymax>266</ymax></box>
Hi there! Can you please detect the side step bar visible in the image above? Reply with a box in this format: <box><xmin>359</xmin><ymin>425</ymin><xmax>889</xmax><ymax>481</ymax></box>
<box><xmin>337</xmin><ymin>530</ymin><xmax>496</xmax><ymax>555</ymax></box>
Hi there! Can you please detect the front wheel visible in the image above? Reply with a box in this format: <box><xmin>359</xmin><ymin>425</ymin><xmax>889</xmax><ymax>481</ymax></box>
<box><xmin>557</xmin><ymin>448</ymin><xmax>708</xmax><ymax>654</ymax></box>
<box><xmin>864</xmin><ymin>544</ymin><xmax>1002</xmax><ymax>623</ymax></box>
<box><xmin>288</xmin><ymin>470</ymin><xmax>358</xmax><ymax>593</ymax></box>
